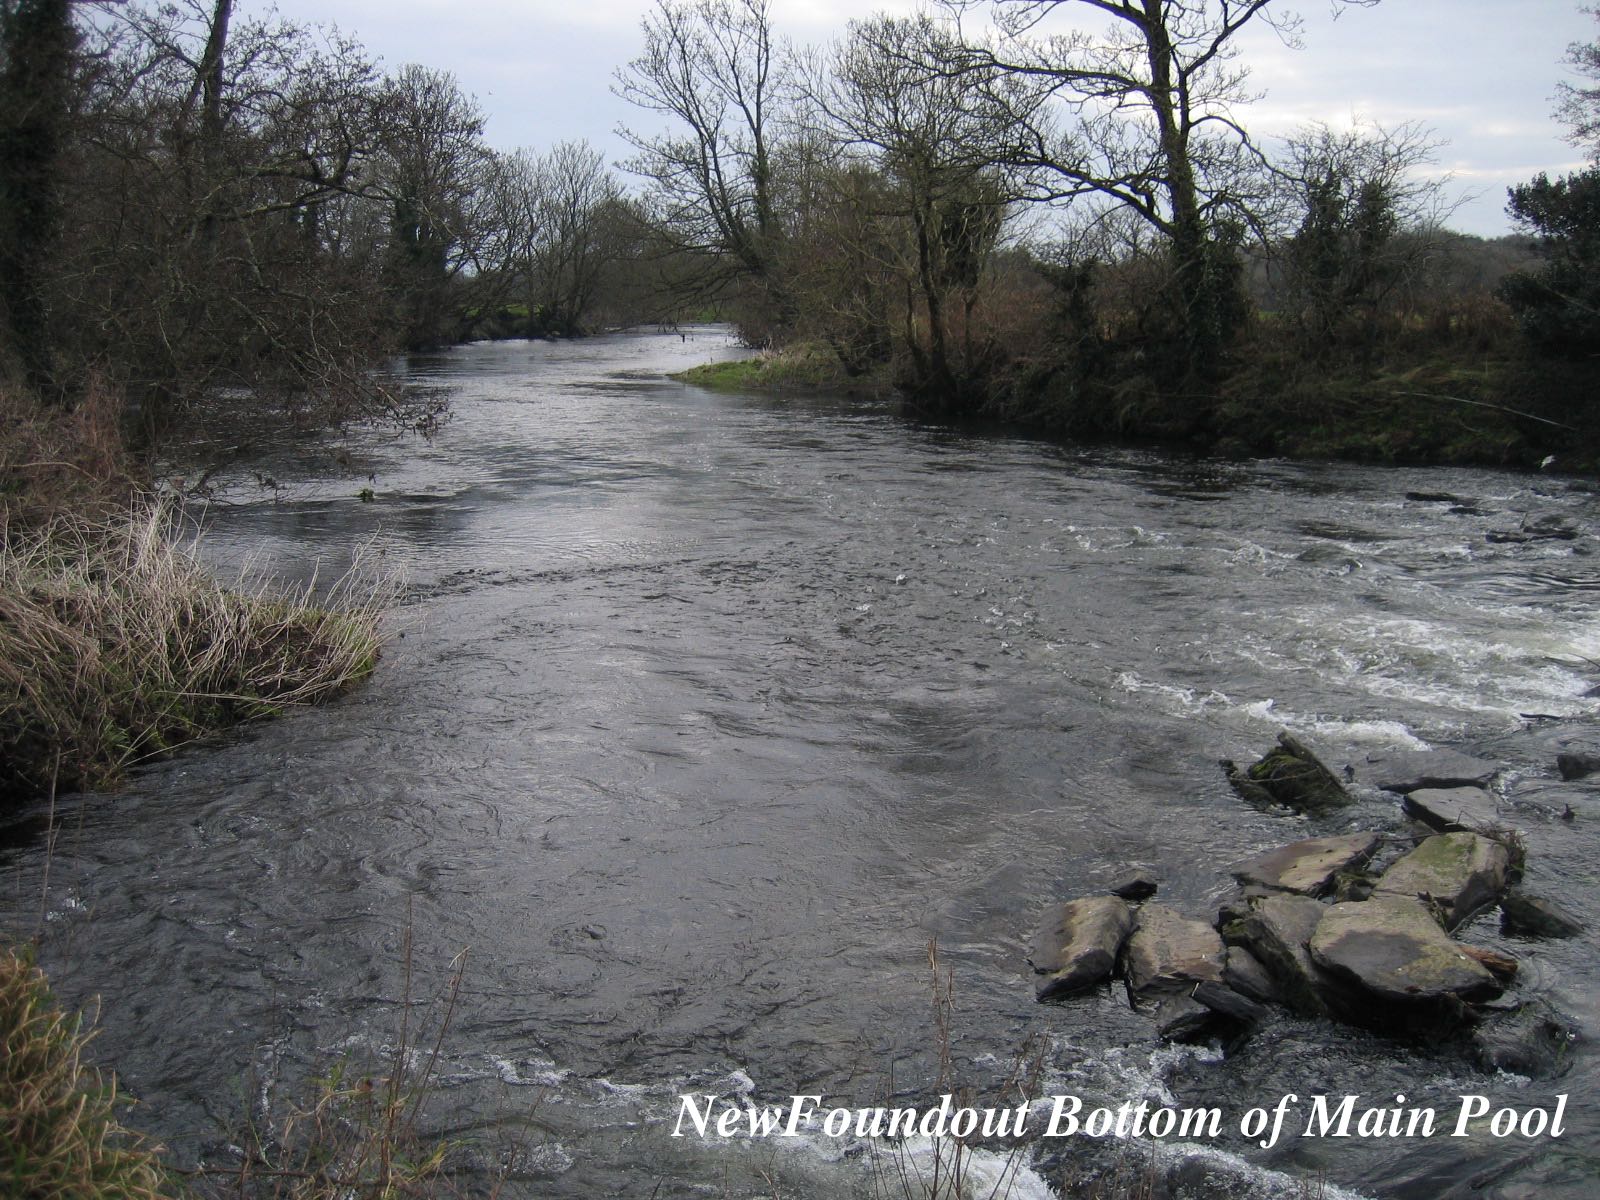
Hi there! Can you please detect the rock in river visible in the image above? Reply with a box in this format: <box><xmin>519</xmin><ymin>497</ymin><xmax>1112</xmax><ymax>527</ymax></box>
<box><xmin>1123</xmin><ymin>903</ymin><xmax>1225</xmax><ymax>1001</ymax></box>
<box><xmin>1402</xmin><ymin>786</ymin><xmax>1511</xmax><ymax>835</ymax></box>
<box><xmin>1362</xmin><ymin>748</ymin><xmax>1500</xmax><ymax>794</ymax></box>
<box><xmin>1030</xmin><ymin>896</ymin><xmax>1134</xmax><ymax>1000</ymax></box>
<box><xmin>1373</xmin><ymin>832</ymin><xmax>1511</xmax><ymax>931</ymax></box>
<box><xmin>1222</xmin><ymin>732</ymin><xmax>1353</xmax><ymax>814</ymax></box>
<box><xmin>1309</xmin><ymin>896</ymin><xmax>1503</xmax><ymax>1006</ymax></box>
<box><xmin>1500</xmin><ymin>890</ymin><xmax>1584</xmax><ymax>940</ymax></box>
<box><xmin>1227</xmin><ymin>893</ymin><xmax>1338</xmax><ymax>1018</ymax></box>
<box><xmin>1231</xmin><ymin>832</ymin><xmax>1383</xmax><ymax>898</ymax></box>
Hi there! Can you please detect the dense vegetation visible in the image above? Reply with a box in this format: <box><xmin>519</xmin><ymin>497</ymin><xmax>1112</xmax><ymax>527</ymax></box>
<box><xmin>4</xmin><ymin>0</ymin><xmax>1598</xmax><ymax>468</ymax></box>
<box><xmin>635</xmin><ymin>0</ymin><xmax>1600</xmax><ymax>468</ymax></box>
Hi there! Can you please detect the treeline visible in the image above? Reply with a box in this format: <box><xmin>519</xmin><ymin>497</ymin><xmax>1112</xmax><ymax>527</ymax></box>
<box><xmin>0</xmin><ymin>0</ymin><xmax>685</xmax><ymax>450</ymax></box>
<box><xmin>618</xmin><ymin>0</ymin><xmax>1600</xmax><ymax>465</ymax></box>
<box><xmin>5</xmin><ymin>0</ymin><xmax>1600</xmax><ymax>469</ymax></box>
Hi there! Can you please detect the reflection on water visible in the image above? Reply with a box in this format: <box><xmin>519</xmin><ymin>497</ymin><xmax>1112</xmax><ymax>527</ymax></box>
<box><xmin>4</xmin><ymin>328</ymin><xmax>1600</xmax><ymax>1198</ymax></box>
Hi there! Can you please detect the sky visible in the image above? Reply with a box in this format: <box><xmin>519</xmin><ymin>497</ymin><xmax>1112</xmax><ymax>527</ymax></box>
<box><xmin>264</xmin><ymin>0</ymin><xmax>1598</xmax><ymax>237</ymax></box>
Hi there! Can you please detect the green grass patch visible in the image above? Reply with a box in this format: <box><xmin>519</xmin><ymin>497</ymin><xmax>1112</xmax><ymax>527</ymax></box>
<box><xmin>0</xmin><ymin>503</ymin><xmax>392</xmax><ymax>805</ymax></box>
<box><xmin>675</xmin><ymin>342</ymin><xmax>891</xmax><ymax>397</ymax></box>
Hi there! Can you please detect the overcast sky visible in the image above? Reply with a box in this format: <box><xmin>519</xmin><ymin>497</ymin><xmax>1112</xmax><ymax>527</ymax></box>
<box><xmin>266</xmin><ymin>0</ymin><xmax>1596</xmax><ymax>237</ymax></box>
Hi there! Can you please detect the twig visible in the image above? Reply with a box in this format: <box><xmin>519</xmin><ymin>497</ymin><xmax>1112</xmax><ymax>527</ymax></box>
<box><xmin>1389</xmin><ymin>390</ymin><xmax>1575</xmax><ymax>430</ymax></box>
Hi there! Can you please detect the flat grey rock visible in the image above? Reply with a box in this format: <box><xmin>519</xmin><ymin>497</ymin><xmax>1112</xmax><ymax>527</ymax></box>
<box><xmin>1123</xmin><ymin>903</ymin><xmax>1225</xmax><ymax>1001</ymax></box>
<box><xmin>1374</xmin><ymin>832</ymin><xmax>1511</xmax><ymax>931</ymax></box>
<box><xmin>1309</xmin><ymin>896</ymin><xmax>1502</xmax><ymax>1005</ymax></box>
<box><xmin>1362</xmin><ymin>748</ymin><xmax>1501</xmax><ymax>794</ymax></box>
<box><xmin>1030</xmin><ymin>896</ymin><xmax>1134</xmax><ymax>1001</ymax></box>
<box><xmin>1403</xmin><ymin>787</ymin><xmax>1511</xmax><ymax>834</ymax></box>
<box><xmin>1231</xmin><ymin>832</ymin><xmax>1382</xmax><ymax>897</ymax></box>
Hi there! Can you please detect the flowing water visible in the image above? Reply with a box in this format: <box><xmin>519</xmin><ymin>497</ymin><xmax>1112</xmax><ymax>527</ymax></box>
<box><xmin>5</xmin><ymin>328</ymin><xmax>1600</xmax><ymax>1198</ymax></box>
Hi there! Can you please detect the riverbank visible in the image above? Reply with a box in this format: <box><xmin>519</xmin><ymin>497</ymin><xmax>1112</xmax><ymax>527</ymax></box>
<box><xmin>677</xmin><ymin>337</ymin><xmax>1599</xmax><ymax>472</ymax></box>
<box><xmin>0</xmin><ymin>388</ymin><xmax>388</xmax><ymax>808</ymax></box>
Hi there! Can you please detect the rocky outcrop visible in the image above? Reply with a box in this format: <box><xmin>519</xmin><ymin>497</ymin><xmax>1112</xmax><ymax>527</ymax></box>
<box><xmin>1221</xmin><ymin>732</ymin><xmax>1352</xmax><ymax>814</ymax></box>
<box><xmin>1029</xmin><ymin>896</ymin><xmax>1135</xmax><ymax>1000</ymax></box>
<box><xmin>1026</xmin><ymin>737</ymin><xmax>1580</xmax><ymax>1059</ymax></box>
<box><xmin>1308</xmin><ymin>897</ymin><xmax>1503</xmax><ymax>1006</ymax></box>
<box><xmin>1230</xmin><ymin>832</ymin><xmax>1382</xmax><ymax>898</ymax></box>
<box><xmin>1402</xmin><ymin>786</ymin><xmax>1509</xmax><ymax>834</ymax></box>
<box><xmin>1372</xmin><ymin>832</ymin><xmax>1512</xmax><ymax>931</ymax></box>
<box><xmin>1122</xmin><ymin>903</ymin><xmax>1225</xmax><ymax>1001</ymax></box>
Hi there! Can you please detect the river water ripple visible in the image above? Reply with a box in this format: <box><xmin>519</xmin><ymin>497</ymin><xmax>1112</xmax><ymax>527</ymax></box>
<box><xmin>4</xmin><ymin>329</ymin><xmax>1600</xmax><ymax>1197</ymax></box>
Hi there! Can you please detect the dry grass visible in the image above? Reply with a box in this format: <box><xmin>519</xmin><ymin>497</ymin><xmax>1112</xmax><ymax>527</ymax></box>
<box><xmin>0</xmin><ymin>501</ymin><xmax>390</xmax><ymax>803</ymax></box>
<box><xmin>0</xmin><ymin>943</ymin><xmax>173</xmax><ymax>1200</ymax></box>
<box><xmin>0</xmin><ymin>379</ymin><xmax>134</xmax><ymax>535</ymax></box>
<box><xmin>186</xmin><ymin>931</ymin><xmax>473</xmax><ymax>1200</ymax></box>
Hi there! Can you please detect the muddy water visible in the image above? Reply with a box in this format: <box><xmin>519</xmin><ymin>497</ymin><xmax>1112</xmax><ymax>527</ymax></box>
<box><xmin>5</xmin><ymin>328</ymin><xmax>1600</xmax><ymax>1198</ymax></box>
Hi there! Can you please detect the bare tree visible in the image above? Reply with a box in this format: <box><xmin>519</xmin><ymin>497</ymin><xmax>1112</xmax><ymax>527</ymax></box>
<box><xmin>1558</xmin><ymin>5</ymin><xmax>1600</xmax><ymax>160</ymax></box>
<box><xmin>0</xmin><ymin>0</ymin><xmax>76</xmax><ymax>398</ymax></box>
<box><xmin>614</xmin><ymin>0</ymin><xmax>792</xmax><ymax>334</ymax></box>
<box><xmin>818</xmin><ymin>14</ymin><xmax>1044</xmax><ymax>397</ymax></box>
<box><xmin>934</xmin><ymin>0</ymin><xmax>1381</xmax><ymax>375</ymax></box>
<box><xmin>376</xmin><ymin>64</ymin><xmax>493</xmax><ymax>349</ymax></box>
<box><xmin>484</xmin><ymin>141</ymin><xmax>625</xmax><ymax>334</ymax></box>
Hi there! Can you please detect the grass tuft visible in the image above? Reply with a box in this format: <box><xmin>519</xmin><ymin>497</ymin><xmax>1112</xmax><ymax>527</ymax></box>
<box><xmin>0</xmin><ymin>501</ymin><xmax>391</xmax><ymax>805</ymax></box>
<box><xmin>0</xmin><ymin>943</ymin><xmax>173</xmax><ymax>1200</ymax></box>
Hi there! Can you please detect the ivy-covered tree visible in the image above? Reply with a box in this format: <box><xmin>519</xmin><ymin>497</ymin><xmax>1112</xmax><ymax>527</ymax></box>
<box><xmin>1498</xmin><ymin>169</ymin><xmax>1600</xmax><ymax>353</ymax></box>
<box><xmin>1498</xmin><ymin>8</ymin><xmax>1600</xmax><ymax>353</ymax></box>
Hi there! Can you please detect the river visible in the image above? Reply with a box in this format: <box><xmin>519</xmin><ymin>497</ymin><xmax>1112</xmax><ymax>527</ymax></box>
<box><xmin>3</xmin><ymin>328</ymin><xmax>1598</xmax><ymax>1198</ymax></box>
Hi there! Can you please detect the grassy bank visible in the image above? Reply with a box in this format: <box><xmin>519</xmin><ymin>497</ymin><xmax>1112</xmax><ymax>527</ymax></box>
<box><xmin>0</xmin><ymin>386</ymin><xmax>389</xmax><ymax>807</ymax></box>
<box><xmin>684</xmin><ymin>334</ymin><xmax>1595</xmax><ymax>470</ymax></box>
<box><xmin>0</xmin><ymin>504</ymin><xmax>387</xmax><ymax>805</ymax></box>
<box><xmin>676</xmin><ymin>341</ymin><xmax>895</xmax><ymax>399</ymax></box>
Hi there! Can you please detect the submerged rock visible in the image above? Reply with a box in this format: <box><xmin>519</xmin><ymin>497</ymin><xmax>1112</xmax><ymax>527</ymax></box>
<box><xmin>1486</xmin><ymin>514</ymin><xmax>1579</xmax><ymax>544</ymax></box>
<box><xmin>1556</xmin><ymin>751</ymin><xmax>1600</xmax><ymax>781</ymax></box>
<box><xmin>1030</xmin><ymin>896</ymin><xmax>1134</xmax><ymax>1001</ymax></box>
<box><xmin>1373</xmin><ymin>832</ymin><xmax>1511</xmax><ymax>931</ymax></box>
<box><xmin>1472</xmin><ymin>998</ymin><xmax>1582</xmax><ymax>1078</ymax></box>
<box><xmin>1230</xmin><ymin>832</ymin><xmax>1382</xmax><ymax>898</ymax></box>
<box><xmin>1363</xmin><ymin>748</ymin><xmax>1501</xmax><ymax>794</ymax></box>
<box><xmin>1309</xmin><ymin>896</ymin><xmax>1503</xmax><ymax>1006</ymax></box>
<box><xmin>1402</xmin><ymin>786</ymin><xmax>1510</xmax><ymax>835</ymax></box>
<box><xmin>1222</xmin><ymin>732</ymin><xmax>1353</xmax><ymax>814</ymax></box>
<box><xmin>1109</xmin><ymin>870</ymin><xmax>1159</xmax><ymax>901</ymax></box>
<box><xmin>1123</xmin><ymin>903</ymin><xmax>1225</xmax><ymax>1002</ymax></box>
<box><xmin>1500</xmin><ymin>890</ymin><xmax>1584</xmax><ymax>940</ymax></box>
